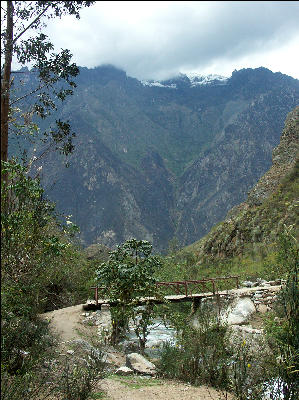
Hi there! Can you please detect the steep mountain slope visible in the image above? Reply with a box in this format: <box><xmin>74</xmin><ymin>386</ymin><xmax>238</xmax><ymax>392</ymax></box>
<box><xmin>40</xmin><ymin>142</ymin><xmax>175</xmax><ymax>248</ymax></box>
<box><xmin>20</xmin><ymin>66</ymin><xmax>299</xmax><ymax>251</ymax></box>
<box><xmin>187</xmin><ymin>106</ymin><xmax>299</xmax><ymax>260</ymax></box>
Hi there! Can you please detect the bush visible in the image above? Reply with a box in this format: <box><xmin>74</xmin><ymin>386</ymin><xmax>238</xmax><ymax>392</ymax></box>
<box><xmin>264</xmin><ymin>226</ymin><xmax>299</xmax><ymax>399</ymax></box>
<box><xmin>158</xmin><ymin>299</ymin><xmax>278</xmax><ymax>399</ymax></box>
<box><xmin>158</xmin><ymin>301</ymin><xmax>231</xmax><ymax>390</ymax></box>
<box><xmin>1</xmin><ymin>160</ymin><xmax>104</xmax><ymax>398</ymax></box>
<box><xmin>1</xmin><ymin>368</ymin><xmax>52</xmax><ymax>400</ymax></box>
<box><xmin>54</xmin><ymin>347</ymin><xmax>105</xmax><ymax>400</ymax></box>
<box><xmin>229</xmin><ymin>339</ymin><xmax>276</xmax><ymax>400</ymax></box>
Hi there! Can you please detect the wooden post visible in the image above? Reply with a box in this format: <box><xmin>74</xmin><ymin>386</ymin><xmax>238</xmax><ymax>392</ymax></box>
<box><xmin>191</xmin><ymin>297</ymin><xmax>201</xmax><ymax>314</ymax></box>
<box><xmin>216</xmin><ymin>293</ymin><xmax>221</xmax><ymax>316</ymax></box>
<box><xmin>95</xmin><ymin>287</ymin><xmax>98</xmax><ymax>307</ymax></box>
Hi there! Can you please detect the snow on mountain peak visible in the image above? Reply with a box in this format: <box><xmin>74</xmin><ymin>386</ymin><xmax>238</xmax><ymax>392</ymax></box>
<box><xmin>140</xmin><ymin>80</ymin><xmax>177</xmax><ymax>89</ymax></box>
<box><xmin>140</xmin><ymin>73</ymin><xmax>228</xmax><ymax>88</ymax></box>
<box><xmin>184</xmin><ymin>72</ymin><xmax>228</xmax><ymax>87</ymax></box>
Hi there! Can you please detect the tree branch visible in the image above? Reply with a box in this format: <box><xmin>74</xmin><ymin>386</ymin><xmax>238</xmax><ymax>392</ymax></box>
<box><xmin>10</xmin><ymin>82</ymin><xmax>49</xmax><ymax>106</ymax></box>
<box><xmin>12</xmin><ymin>3</ymin><xmax>51</xmax><ymax>44</ymax></box>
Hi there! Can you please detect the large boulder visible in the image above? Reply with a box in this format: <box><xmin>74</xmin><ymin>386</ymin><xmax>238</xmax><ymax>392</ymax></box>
<box><xmin>126</xmin><ymin>353</ymin><xmax>156</xmax><ymax>376</ymax></box>
<box><xmin>223</xmin><ymin>297</ymin><xmax>256</xmax><ymax>325</ymax></box>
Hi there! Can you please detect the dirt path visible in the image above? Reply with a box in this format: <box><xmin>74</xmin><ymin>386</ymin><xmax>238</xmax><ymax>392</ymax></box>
<box><xmin>41</xmin><ymin>305</ymin><xmax>232</xmax><ymax>400</ymax></box>
<box><xmin>41</xmin><ymin>304</ymin><xmax>88</xmax><ymax>342</ymax></box>
<box><xmin>100</xmin><ymin>377</ymin><xmax>231</xmax><ymax>400</ymax></box>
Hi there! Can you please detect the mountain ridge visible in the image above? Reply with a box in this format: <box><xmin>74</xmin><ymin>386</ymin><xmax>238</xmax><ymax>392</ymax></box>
<box><xmin>16</xmin><ymin>65</ymin><xmax>299</xmax><ymax>251</ymax></box>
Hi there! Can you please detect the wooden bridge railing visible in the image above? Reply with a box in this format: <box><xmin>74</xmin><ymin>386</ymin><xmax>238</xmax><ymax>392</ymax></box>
<box><xmin>91</xmin><ymin>276</ymin><xmax>239</xmax><ymax>306</ymax></box>
<box><xmin>156</xmin><ymin>276</ymin><xmax>239</xmax><ymax>297</ymax></box>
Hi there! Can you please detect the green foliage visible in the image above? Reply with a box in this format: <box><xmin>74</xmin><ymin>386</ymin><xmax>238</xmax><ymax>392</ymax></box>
<box><xmin>228</xmin><ymin>338</ymin><xmax>277</xmax><ymax>400</ymax></box>
<box><xmin>265</xmin><ymin>226</ymin><xmax>299</xmax><ymax>399</ymax></box>
<box><xmin>2</xmin><ymin>1</ymin><xmax>96</xmax><ymax>158</ymax></box>
<box><xmin>97</xmin><ymin>239</ymin><xmax>158</xmax><ymax>301</ymax></box>
<box><xmin>1</xmin><ymin>160</ymin><xmax>92</xmax><ymax>314</ymax></box>
<box><xmin>2</xmin><ymin>160</ymin><xmax>57</xmax><ymax>317</ymax></box>
<box><xmin>183</xmin><ymin>156</ymin><xmax>298</xmax><ymax>268</ymax></box>
<box><xmin>1</xmin><ymin>160</ymin><xmax>99</xmax><ymax>375</ymax></box>
<box><xmin>1</xmin><ymin>339</ymin><xmax>106</xmax><ymax>400</ymax></box>
<box><xmin>159</xmin><ymin>302</ymin><xmax>231</xmax><ymax>389</ymax></box>
<box><xmin>166</xmin><ymin>237</ymin><xmax>181</xmax><ymax>255</ymax></box>
<box><xmin>1</xmin><ymin>159</ymin><xmax>106</xmax><ymax>399</ymax></box>
<box><xmin>1</xmin><ymin>366</ymin><xmax>52</xmax><ymax>400</ymax></box>
<box><xmin>96</xmin><ymin>239</ymin><xmax>161</xmax><ymax>346</ymax></box>
<box><xmin>131</xmin><ymin>303</ymin><xmax>159</xmax><ymax>355</ymax></box>
<box><xmin>54</xmin><ymin>350</ymin><xmax>105</xmax><ymax>400</ymax></box>
<box><xmin>158</xmin><ymin>302</ymin><xmax>279</xmax><ymax>399</ymax></box>
<box><xmin>109</xmin><ymin>374</ymin><xmax>163</xmax><ymax>389</ymax></box>
<box><xmin>156</xmin><ymin>250</ymin><xmax>199</xmax><ymax>282</ymax></box>
<box><xmin>1</xmin><ymin>315</ymin><xmax>54</xmax><ymax>376</ymax></box>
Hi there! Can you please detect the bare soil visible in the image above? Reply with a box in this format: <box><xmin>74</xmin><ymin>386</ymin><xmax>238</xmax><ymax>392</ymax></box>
<box><xmin>100</xmin><ymin>377</ymin><xmax>231</xmax><ymax>400</ymax></box>
<box><xmin>41</xmin><ymin>304</ymin><xmax>92</xmax><ymax>342</ymax></box>
<box><xmin>41</xmin><ymin>304</ymin><xmax>233</xmax><ymax>400</ymax></box>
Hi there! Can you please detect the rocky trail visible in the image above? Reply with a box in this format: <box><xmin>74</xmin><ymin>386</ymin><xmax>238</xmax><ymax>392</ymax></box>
<box><xmin>41</xmin><ymin>304</ymin><xmax>232</xmax><ymax>400</ymax></box>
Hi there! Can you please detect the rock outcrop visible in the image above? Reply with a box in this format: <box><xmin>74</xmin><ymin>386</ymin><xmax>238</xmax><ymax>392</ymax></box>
<box><xmin>126</xmin><ymin>353</ymin><xmax>156</xmax><ymax>376</ymax></box>
<box><xmin>189</xmin><ymin>106</ymin><xmax>298</xmax><ymax>259</ymax></box>
<box><xmin>247</xmin><ymin>106</ymin><xmax>299</xmax><ymax>206</ymax></box>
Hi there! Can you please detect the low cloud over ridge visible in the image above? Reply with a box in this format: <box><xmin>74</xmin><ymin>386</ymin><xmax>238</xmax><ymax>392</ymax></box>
<box><xmin>45</xmin><ymin>1</ymin><xmax>299</xmax><ymax>80</ymax></box>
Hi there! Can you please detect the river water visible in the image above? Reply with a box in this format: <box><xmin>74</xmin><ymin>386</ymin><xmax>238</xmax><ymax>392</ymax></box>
<box><xmin>123</xmin><ymin>318</ymin><xmax>177</xmax><ymax>357</ymax></box>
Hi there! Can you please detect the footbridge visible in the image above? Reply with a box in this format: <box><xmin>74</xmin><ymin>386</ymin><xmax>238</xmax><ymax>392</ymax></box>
<box><xmin>87</xmin><ymin>276</ymin><xmax>240</xmax><ymax>310</ymax></box>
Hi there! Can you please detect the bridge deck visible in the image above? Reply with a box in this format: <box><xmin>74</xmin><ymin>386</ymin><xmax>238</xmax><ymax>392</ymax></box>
<box><xmin>86</xmin><ymin>291</ymin><xmax>225</xmax><ymax>307</ymax></box>
<box><xmin>84</xmin><ymin>285</ymin><xmax>282</xmax><ymax>310</ymax></box>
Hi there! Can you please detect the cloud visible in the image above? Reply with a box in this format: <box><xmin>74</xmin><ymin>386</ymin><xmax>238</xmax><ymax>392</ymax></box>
<box><xmin>44</xmin><ymin>1</ymin><xmax>299</xmax><ymax>79</ymax></box>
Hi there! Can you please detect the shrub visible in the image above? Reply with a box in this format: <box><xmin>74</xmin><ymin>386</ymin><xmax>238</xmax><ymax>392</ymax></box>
<box><xmin>1</xmin><ymin>160</ymin><xmax>104</xmax><ymax>398</ymax></box>
<box><xmin>264</xmin><ymin>226</ymin><xmax>299</xmax><ymax>399</ymax></box>
<box><xmin>158</xmin><ymin>301</ymin><xmax>231</xmax><ymax>390</ymax></box>
<box><xmin>54</xmin><ymin>348</ymin><xmax>105</xmax><ymax>400</ymax></box>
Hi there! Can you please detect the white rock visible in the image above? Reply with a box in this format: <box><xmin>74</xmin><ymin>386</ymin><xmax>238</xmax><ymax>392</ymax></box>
<box><xmin>223</xmin><ymin>297</ymin><xmax>256</xmax><ymax>325</ymax></box>
<box><xmin>231</xmin><ymin>325</ymin><xmax>262</xmax><ymax>335</ymax></box>
<box><xmin>257</xmin><ymin>304</ymin><xmax>268</xmax><ymax>313</ymax></box>
<box><xmin>126</xmin><ymin>353</ymin><xmax>156</xmax><ymax>376</ymax></box>
<box><xmin>242</xmin><ymin>281</ymin><xmax>254</xmax><ymax>288</ymax></box>
<box><xmin>254</xmin><ymin>293</ymin><xmax>263</xmax><ymax>299</ymax></box>
<box><xmin>115</xmin><ymin>366</ymin><xmax>134</xmax><ymax>376</ymax></box>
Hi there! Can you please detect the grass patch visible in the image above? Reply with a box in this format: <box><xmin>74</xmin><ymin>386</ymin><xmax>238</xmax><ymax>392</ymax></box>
<box><xmin>90</xmin><ymin>392</ymin><xmax>106</xmax><ymax>399</ymax></box>
<box><xmin>109</xmin><ymin>374</ymin><xmax>163</xmax><ymax>389</ymax></box>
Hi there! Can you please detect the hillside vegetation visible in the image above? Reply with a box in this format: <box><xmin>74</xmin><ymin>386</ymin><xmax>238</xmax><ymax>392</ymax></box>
<box><xmin>173</xmin><ymin>106</ymin><xmax>299</xmax><ymax>281</ymax></box>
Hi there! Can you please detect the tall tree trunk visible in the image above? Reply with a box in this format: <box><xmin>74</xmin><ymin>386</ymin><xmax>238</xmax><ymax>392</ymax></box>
<box><xmin>1</xmin><ymin>1</ymin><xmax>14</xmax><ymax>163</ymax></box>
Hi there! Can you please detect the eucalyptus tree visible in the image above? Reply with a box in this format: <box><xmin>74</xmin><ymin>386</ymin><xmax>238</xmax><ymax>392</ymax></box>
<box><xmin>1</xmin><ymin>1</ymin><xmax>95</xmax><ymax>163</ymax></box>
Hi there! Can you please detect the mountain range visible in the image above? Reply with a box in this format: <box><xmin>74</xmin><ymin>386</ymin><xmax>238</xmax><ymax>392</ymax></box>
<box><xmin>17</xmin><ymin>65</ymin><xmax>299</xmax><ymax>252</ymax></box>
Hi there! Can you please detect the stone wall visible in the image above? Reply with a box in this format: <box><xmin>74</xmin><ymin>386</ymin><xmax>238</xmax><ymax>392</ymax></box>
<box><xmin>229</xmin><ymin>280</ymin><xmax>284</xmax><ymax>313</ymax></box>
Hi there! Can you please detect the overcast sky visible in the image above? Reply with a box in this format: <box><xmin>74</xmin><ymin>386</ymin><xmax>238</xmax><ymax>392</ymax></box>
<box><xmin>43</xmin><ymin>1</ymin><xmax>299</xmax><ymax>80</ymax></box>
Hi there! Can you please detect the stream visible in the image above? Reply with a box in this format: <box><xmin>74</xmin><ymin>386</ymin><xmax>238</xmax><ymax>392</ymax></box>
<box><xmin>122</xmin><ymin>318</ymin><xmax>177</xmax><ymax>357</ymax></box>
